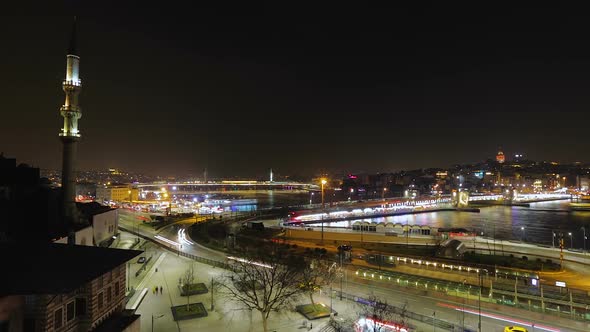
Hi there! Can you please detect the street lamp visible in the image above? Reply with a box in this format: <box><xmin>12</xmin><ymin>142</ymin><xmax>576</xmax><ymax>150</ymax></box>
<box><xmin>349</xmin><ymin>188</ymin><xmax>354</xmax><ymax>201</ymax></box>
<box><xmin>328</xmin><ymin>262</ymin><xmax>338</xmax><ymax>312</ymax></box>
<box><xmin>520</xmin><ymin>226</ymin><xmax>525</xmax><ymax>242</ymax></box>
<box><xmin>582</xmin><ymin>227</ymin><xmax>587</xmax><ymax>252</ymax></box>
<box><xmin>552</xmin><ymin>232</ymin><xmax>556</xmax><ymax>248</ymax></box>
<box><xmin>164</xmin><ymin>193</ymin><xmax>170</xmax><ymax>216</ymax></box>
<box><xmin>461</xmin><ymin>279</ymin><xmax>467</xmax><ymax>331</ymax></box>
<box><xmin>320</xmin><ymin>178</ymin><xmax>327</xmax><ymax>244</ymax></box>
<box><xmin>568</xmin><ymin>232</ymin><xmax>573</xmax><ymax>248</ymax></box>
<box><xmin>382</xmin><ymin>187</ymin><xmax>387</xmax><ymax>200</ymax></box>
<box><xmin>152</xmin><ymin>314</ymin><xmax>164</xmax><ymax>332</ymax></box>
<box><xmin>309</xmin><ymin>192</ymin><xmax>314</xmax><ymax>205</ymax></box>
<box><xmin>321</xmin><ymin>179</ymin><xmax>327</xmax><ymax>209</ymax></box>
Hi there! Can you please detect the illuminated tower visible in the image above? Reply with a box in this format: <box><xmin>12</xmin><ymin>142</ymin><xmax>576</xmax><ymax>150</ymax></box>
<box><xmin>270</xmin><ymin>168</ymin><xmax>273</xmax><ymax>182</ymax></box>
<box><xmin>59</xmin><ymin>19</ymin><xmax>82</xmax><ymax>228</ymax></box>
<box><xmin>496</xmin><ymin>148</ymin><xmax>505</xmax><ymax>163</ymax></box>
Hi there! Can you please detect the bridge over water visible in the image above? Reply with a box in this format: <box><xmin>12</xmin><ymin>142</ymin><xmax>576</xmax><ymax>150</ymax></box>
<box><xmin>136</xmin><ymin>181</ymin><xmax>317</xmax><ymax>195</ymax></box>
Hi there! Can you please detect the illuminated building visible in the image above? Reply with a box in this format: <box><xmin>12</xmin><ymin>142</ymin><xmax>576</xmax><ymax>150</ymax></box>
<box><xmin>59</xmin><ymin>19</ymin><xmax>83</xmax><ymax>232</ymax></box>
<box><xmin>496</xmin><ymin>149</ymin><xmax>505</xmax><ymax>163</ymax></box>
<box><xmin>96</xmin><ymin>185</ymin><xmax>139</xmax><ymax>202</ymax></box>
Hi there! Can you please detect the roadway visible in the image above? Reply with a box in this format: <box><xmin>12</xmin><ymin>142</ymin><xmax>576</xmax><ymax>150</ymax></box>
<box><xmin>118</xmin><ymin>209</ymin><xmax>589</xmax><ymax>331</ymax></box>
<box><xmin>118</xmin><ymin>209</ymin><xmax>226</xmax><ymax>261</ymax></box>
<box><xmin>340</xmin><ymin>276</ymin><xmax>582</xmax><ymax>332</ymax></box>
<box><xmin>282</xmin><ymin>226</ymin><xmax>590</xmax><ymax>291</ymax></box>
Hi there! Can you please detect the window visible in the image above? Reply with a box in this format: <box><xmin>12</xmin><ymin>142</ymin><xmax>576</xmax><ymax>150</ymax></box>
<box><xmin>75</xmin><ymin>298</ymin><xmax>87</xmax><ymax>317</ymax></box>
<box><xmin>66</xmin><ymin>301</ymin><xmax>75</xmax><ymax>321</ymax></box>
<box><xmin>115</xmin><ymin>282</ymin><xmax>119</xmax><ymax>296</ymax></box>
<box><xmin>107</xmin><ymin>287</ymin><xmax>112</xmax><ymax>303</ymax></box>
<box><xmin>98</xmin><ymin>292</ymin><xmax>104</xmax><ymax>310</ymax></box>
<box><xmin>54</xmin><ymin>308</ymin><xmax>63</xmax><ymax>329</ymax></box>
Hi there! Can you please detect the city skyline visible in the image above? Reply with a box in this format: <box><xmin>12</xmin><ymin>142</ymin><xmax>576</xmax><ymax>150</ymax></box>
<box><xmin>2</xmin><ymin>5</ymin><xmax>590</xmax><ymax>177</ymax></box>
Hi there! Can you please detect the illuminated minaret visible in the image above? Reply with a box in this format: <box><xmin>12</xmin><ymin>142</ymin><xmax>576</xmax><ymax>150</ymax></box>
<box><xmin>59</xmin><ymin>19</ymin><xmax>82</xmax><ymax>228</ymax></box>
<box><xmin>270</xmin><ymin>168</ymin><xmax>273</xmax><ymax>182</ymax></box>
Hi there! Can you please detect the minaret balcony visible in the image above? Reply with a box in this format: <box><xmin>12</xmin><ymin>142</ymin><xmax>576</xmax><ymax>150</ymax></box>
<box><xmin>60</xmin><ymin>105</ymin><xmax>81</xmax><ymax>113</ymax></box>
<box><xmin>59</xmin><ymin>132</ymin><xmax>81</xmax><ymax>138</ymax></box>
<box><xmin>63</xmin><ymin>79</ymin><xmax>82</xmax><ymax>87</ymax></box>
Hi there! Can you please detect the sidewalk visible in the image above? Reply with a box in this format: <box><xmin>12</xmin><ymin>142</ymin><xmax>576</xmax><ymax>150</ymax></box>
<box><xmin>129</xmin><ymin>246</ymin><xmax>450</xmax><ymax>332</ymax></box>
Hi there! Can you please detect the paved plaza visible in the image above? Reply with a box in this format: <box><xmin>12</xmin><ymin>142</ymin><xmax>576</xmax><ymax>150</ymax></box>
<box><xmin>125</xmin><ymin>245</ymin><xmax>441</xmax><ymax>332</ymax></box>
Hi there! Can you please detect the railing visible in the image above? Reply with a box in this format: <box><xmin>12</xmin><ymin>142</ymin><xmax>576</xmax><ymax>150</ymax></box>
<box><xmin>353</xmin><ymin>266</ymin><xmax>590</xmax><ymax>322</ymax></box>
<box><xmin>119</xmin><ymin>226</ymin><xmax>230</xmax><ymax>270</ymax></box>
<box><xmin>335</xmin><ymin>290</ymin><xmax>457</xmax><ymax>331</ymax></box>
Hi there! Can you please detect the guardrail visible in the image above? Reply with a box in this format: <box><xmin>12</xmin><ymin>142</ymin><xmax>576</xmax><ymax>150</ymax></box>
<box><xmin>119</xmin><ymin>226</ymin><xmax>230</xmax><ymax>270</ymax></box>
<box><xmin>353</xmin><ymin>266</ymin><xmax>590</xmax><ymax>321</ymax></box>
<box><xmin>336</xmin><ymin>291</ymin><xmax>457</xmax><ymax>331</ymax></box>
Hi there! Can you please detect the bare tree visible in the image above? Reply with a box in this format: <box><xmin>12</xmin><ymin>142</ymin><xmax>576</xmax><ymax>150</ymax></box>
<box><xmin>218</xmin><ymin>244</ymin><xmax>305</xmax><ymax>332</ymax></box>
<box><xmin>329</xmin><ymin>316</ymin><xmax>357</xmax><ymax>332</ymax></box>
<box><xmin>358</xmin><ymin>296</ymin><xmax>407</xmax><ymax>332</ymax></box>
<box><xmin>182</xmin><ymin>264</ymin><xmax>195</xmax><ymax>310</ymax></box>
<box><xmin>299</xmin><ymin>258</ymin><xmax>337</xmax><ymax>309</ymax></box>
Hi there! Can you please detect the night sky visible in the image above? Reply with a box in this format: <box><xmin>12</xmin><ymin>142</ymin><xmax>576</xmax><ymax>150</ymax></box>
<box><xmin>2</xmin><ymin>4</ymin><xmax>590</xmax><ymax>178</ymax></box>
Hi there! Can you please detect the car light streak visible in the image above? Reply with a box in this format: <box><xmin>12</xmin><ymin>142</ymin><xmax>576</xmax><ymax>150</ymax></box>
<box><xmin>177</xmin><ymin>228</ymin><xmax>194</xmax><ymax>245</ymax></box>
<box><xmin>154</xmin><ymin>235</ymin><xmax>181</xmax><ymax>247</ymax></box>
<box><xmin>437</xmin><ymin>302</ymin><xmax>560</xmax><ymax>332</ymax></box>
<box><xmin>227</xmin><ymin>256</ymin><xmax>272</xmax><ymax>269</ymax></box>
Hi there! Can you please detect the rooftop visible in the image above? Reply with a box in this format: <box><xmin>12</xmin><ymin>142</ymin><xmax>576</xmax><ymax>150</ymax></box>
<box><xmin>0</xmin><ymin>243</ymin><xmax>141</xmax><ymax>295</ymax></box>
<box><xmin>77</xmin><ymin>201</ymin><xmax>116</xmax><ymax>216</ymax></box>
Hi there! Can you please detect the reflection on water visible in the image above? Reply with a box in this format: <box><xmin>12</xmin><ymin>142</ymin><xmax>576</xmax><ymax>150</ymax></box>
<box><xmin>315</xmin><ymin>200</ymin><xmax>590</xmax><ymax>247</ymax></box>
<box><xmin>226</xmin><ymin>192</ymin><xmax>589</xmax><ymax>247</ymax></box>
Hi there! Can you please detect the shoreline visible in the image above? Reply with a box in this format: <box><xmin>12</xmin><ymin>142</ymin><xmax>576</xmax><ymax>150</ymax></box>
<box><xmin>288</xmin><ymin>207</ymin><xmax>480</xmax><ymax>225</ymax></box>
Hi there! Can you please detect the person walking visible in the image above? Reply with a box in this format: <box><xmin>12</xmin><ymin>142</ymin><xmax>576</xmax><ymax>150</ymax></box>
<box><xmin>159</xmin><ymin>286</ymin><xmax>163</xmax><ymax>294</ymax></box>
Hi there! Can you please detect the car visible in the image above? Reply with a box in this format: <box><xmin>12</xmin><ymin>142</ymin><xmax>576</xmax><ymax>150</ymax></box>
<box><xmin>504</xmin><ymin>326</ymin><xmax>528</xmax><ymax>332</ymax></box>
<box><xmin>137</xmin><ymin>256</ymin><xmax>146</xmax><ymax>264</ymax></box>
<box><xmin>338</xmin><ymin>244</ymin><xmax>352</xmax><ymax>251</ymax></box>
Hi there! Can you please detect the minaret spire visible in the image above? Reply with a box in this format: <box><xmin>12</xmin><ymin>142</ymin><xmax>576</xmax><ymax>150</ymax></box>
<box><xmin>68</xmin><ymin>16</ymin><xmax>78</xmax><ymax>56</ymax></box>
<box><xmin>60</xmin><ymin>17</ymin><xmax>83</xmax><ymax>236</ymax></box>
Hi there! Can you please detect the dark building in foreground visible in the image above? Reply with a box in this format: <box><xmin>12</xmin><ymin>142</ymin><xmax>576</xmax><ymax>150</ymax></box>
<box><xmin>0</xmin><ymin>154</ymin><xmax>63</xmax><ymax>242</ymax></box>
<box><xmin>0</xmin><ymin>243</ymin><xmax>141</xmax><ymax>332</ymax></box>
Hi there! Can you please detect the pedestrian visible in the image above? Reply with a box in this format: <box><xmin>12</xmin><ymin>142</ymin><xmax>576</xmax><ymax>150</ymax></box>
<box><xmin>152</xmin><ymin>287</ymin><xmax>155</xmax><ymax>295</ymax></box>
<box><xmin>160</xmin><ymin>286</ymin><xmax>163</xmax><ymax>294</ymax></box>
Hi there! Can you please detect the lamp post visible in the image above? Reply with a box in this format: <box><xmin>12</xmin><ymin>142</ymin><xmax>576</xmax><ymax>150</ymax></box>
<box><xmin>164</xmin><ymin>193</ymin><xmax>170</xmax><ymax>216</ymax></box>
<box><xmin>328</xmin><ymin>262</ymin><xmax>337</xmax><ymax>312</ymax></box>
<box><xmin>349</xmin><ymin>188</ymin><xmax>354</xmax><ymax>201</ymax></box>
<box><xmin>478</xmin><ymin>271</ymin><xmax>483</xmax><ymax>332</ymax></box>
<box><xmin>568</xmin><ymin>232</ymin><xmax>573</xmax><ymax>248</ymax></box>
<box><xmin>382</xmin><ymin>187</ymin><xmax>387</xmax><ymax>200</ymax></box>
<box><xmin>432</xmin><ymin>311</ymin><xmax>436</xmax><ymax>332</ymax></box>
<box><xmin>129</xmin><ymin>190</ymin><xmax>138</xmax><ymax>241</ymax></box>
<box><xmin>461</xmin><ymin>279</ymin><xmax>467</xmax><ymax>331</ymax></box>
<box><xmin>520</xmin><ymin>226</ymin><xmax>525</xmax><ymax>242</ymax></box>
<box><xmin>310</xmin><ymin>192</ymin><xmax>314</xmax><ymax>205</ymax></box>
<box><xmin>582</xmin><ymin>227</ymin><xmax>587</xmax><ymax>252</ymax></box>
<box><xmin>321</xmin><ymin>179</ymin><xmax>327</xmax><ymax>209</ymax></box>
<box><xmin>552</xmin><ymin>231</ymin><xmax>556</xmax><ymax>248</ymax></box>
<box><xmin>151</xmin><ymin>314</ymin><xmax>164</xmax><ymax>332</ymax></box>
<box><xmin>321</xmin><ymin>179</ymin><xmax>327</xmax><ymax>244</ymax></box>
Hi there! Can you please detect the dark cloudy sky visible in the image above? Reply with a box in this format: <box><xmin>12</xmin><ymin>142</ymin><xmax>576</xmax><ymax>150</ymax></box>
<box><xmin>2</xmin><ymin>4</ymin><xmax>590</xmax><ymax>178</ymax></box>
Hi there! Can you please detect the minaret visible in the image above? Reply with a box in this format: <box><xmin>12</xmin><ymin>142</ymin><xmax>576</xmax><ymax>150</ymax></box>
<box><xmin>269</xmin><ymin>168</ymin><xmax>273</xmax><ymax>182</ymax></box>
<box><xmin>59</xmin><ymin>18</ymin><xmax>82</xmax><ymax>230</ymax></box>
